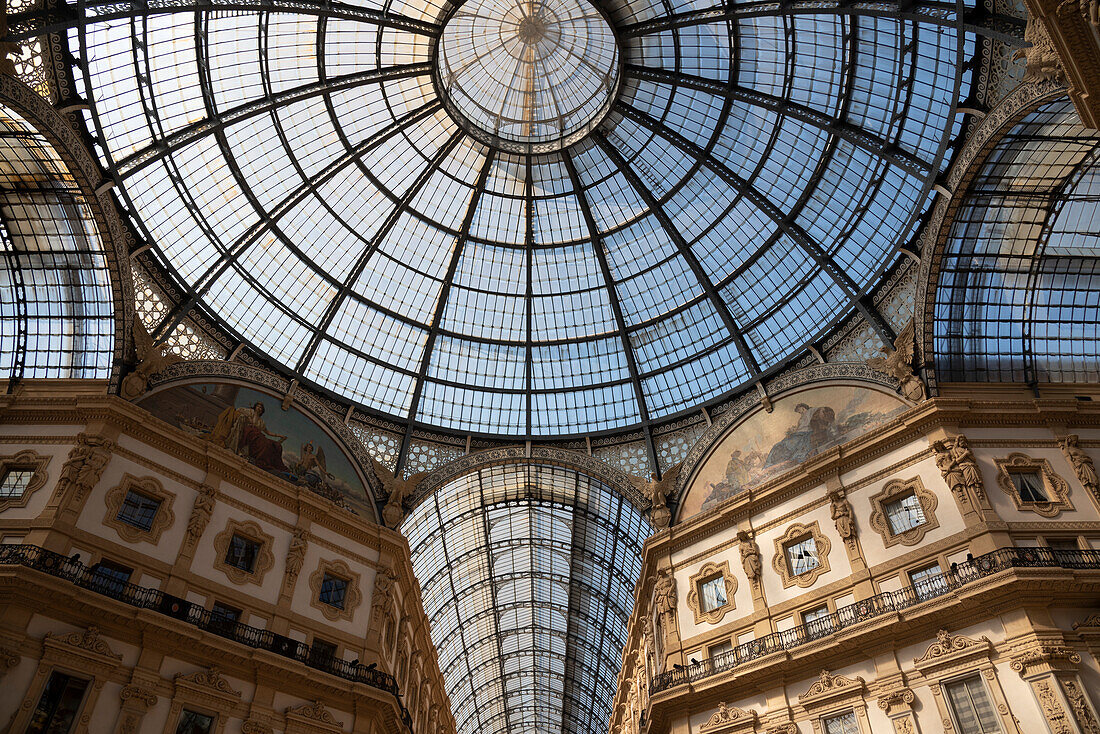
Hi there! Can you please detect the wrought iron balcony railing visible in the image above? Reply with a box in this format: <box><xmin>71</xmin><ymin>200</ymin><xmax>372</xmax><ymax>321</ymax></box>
<box><xmin>651</xmin><ymin>546</ymin><xmax>1100</xmax><ymax>693</ymax></box>
<box><xmin>0</xmin><ymin>543</ymin><xmax>413</xmax><ymax>730</ymax></box>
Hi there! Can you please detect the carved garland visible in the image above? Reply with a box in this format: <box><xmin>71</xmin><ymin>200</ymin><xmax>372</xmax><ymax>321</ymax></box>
<box><xmin>308</xmin><ymin>557</ymin><xmax>363</xmax><ymax>622</ymax></box>
<box><xmin>868</xmin><ymin>476</ymin><xmax>939</xmax><ymax>548</ymax></box>
<box><xmin>211</xmin><ymin>519</ymin><xmax>275</xmax><ymax>586</ymax></box>
<box><xmin>102</xmin><ymin>474</ymin><xmax>176</xmax><ymax>545</ymax></box>
<box><xmin>772</xmin><ymin>521</ymin><xmax>832</xmax><ymax>589</ymax></box>
<box><xmin>994</xmin><ymin>453</ymin><xmax>1074</xmax><ymax>518</ymax></box>
<box><xmin>0</xmin><ymin>449</ymin><xmax>50</xmax><ymax>511</ymax></box>
<box><xmin>686</xmin><ymin>560</ymin><xmax>737</xmax><ymax>625</ymax></box>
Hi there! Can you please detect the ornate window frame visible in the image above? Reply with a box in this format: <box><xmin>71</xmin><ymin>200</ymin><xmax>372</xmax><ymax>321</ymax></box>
<box><xmin>162</xmin><ymin>667</ymin><xmax>242</xmax><ymax>734</ymax></box>
<box><xmin>772</xmin><ymin>521</ymin><xmax>832</xmax><ymax>589</ymax></box>
<box><xmin>868</xmin><ymin>476</ymin><xmax>939</xmax><ymax>548</ymax></box>
<box><xmin>913</xmin><ymin>629</ymin><xmax>1016</xmax><ymax>734</ymax></box>
<box><xmin>686</xmin><ymin>560</ymin><xmax>737</xmax><ymax>625</ymax></box>
<box><xmin>994</xmin><ymin>453</ymin><xmax>1073</xmax><ymax>518</ymax></box>
<box><xmin>308</xmin><ymin>558</ymin><xmax>363</xmax><ymax>622</ymax></box>
<box><xmin>0</xmin><ymin>450</ymin><xmax>50</xmax><ymax>512</ymax></box>
<box><xmin>212</xmin><ymin>519</ymin><xmax>275</xmax><ymax>586</ymax></box>
<box><xmin>698</xmin><ymin>702</ymin><xmax>758</xmax><ymax>733</ymax></box>
<box><xmin>8</xmin><ymin>626</ymin><xmax>123</xmax><ymax>734</ymax></box>
<box><xmin>103</xmin><ymin>474</ymin><xmax>176</xmax><ymax>545</ymax></box>
<box><xmin>797</xmin><ymin>670</ymin><xmax>870</xmax><ymax>734</ymax></box>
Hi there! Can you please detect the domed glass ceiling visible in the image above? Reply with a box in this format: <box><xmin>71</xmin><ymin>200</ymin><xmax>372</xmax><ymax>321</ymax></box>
<box><xmin>66</xmin><ymin>0</ymin><xmax>977</xmax><ymax>436</ymax></box>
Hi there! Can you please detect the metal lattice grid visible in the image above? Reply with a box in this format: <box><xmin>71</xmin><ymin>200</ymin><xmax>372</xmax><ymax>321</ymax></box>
<box><xmin>933</xmin><ymin>97</ymin><xmax>1100</xmax><ymax>384</ymax></box>
<box><xmin>402</xmin><ymin>463</ymin><xmax>649</xmax><ymax>734</ymax></box>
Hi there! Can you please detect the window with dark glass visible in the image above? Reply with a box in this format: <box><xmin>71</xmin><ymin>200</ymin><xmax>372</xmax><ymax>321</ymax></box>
<box><xmin>822</xmin><ymin>710</ymin><xmax>860</xmax><ymax>734</ymax></box>
<box><xmin>209</xmin><ymin>601</ymin><xmax>241</xmax><ymax>634</ymax></box>
<box><xmin>802</xmin><ymin>604</ymin><xmax>834</xmax><ymax>637</ymax></box>
<box><xmin>89</xmin><ymin>559</ymin><xmax>133</xmax><ymax>595</ymax></box>
<box><xmin>698</xmin><ymin>575</ymin><xmax>727</xmax><ymax>613</ymax></box>
<box><xmin>319</xmin><ymin>573</ymin><xmax>349</xmax><ymax>609</ymax></box>
<box><xmin>944</xmin><ymin>675</ymin><xmax>1002</xmax><ymax>733</ymax></box>
<box><xmin>224</xmin><ymin>534</ymin><xmax>260</xmax><ymax>572</ymax></box>
<box><xmin>1010</xmin><ymin>471</ymin><xmax>1048</xmax><ymax>503</ymax></box>
<box><xmin>115</xmin><ymin>489</ymin><xmax>161</xmax><ymax>531</ymax></box>
<box><xmin>0</xmin><ymin>467</ymin><xmax>34</xmax><ymax>498</ymax></box>
<box><xmin>26</xmin><ymin>671</ymin><xmax>89</xmax><ymax>734</ymax></box>
<box><xmin>909</xmin><ymin>564</ymin><xmax>947</xmax><ymax>600</ymax></box>
<box><xmin>309</xmin><ymin>637</ymin><xmax>338</xmax><ymax>667</ymax></box>
<box><xmin>1046</xmin><ymin>537</ymin><xmax>1079</xmax><ymax>551</ymax></box>
<box><xmin>884</xmin><ymin>493</ymin><xmax>926</xmax><ymax>535</ymax></box>
<box><xmin>785</xmin><ymin>536</ymin><xmax>820</xmax><ymax>576</ymax></box>
<box><xmin>174</xmin><ymin>709</ymin><xmax>215</xmax><ymax>734</ymax></box>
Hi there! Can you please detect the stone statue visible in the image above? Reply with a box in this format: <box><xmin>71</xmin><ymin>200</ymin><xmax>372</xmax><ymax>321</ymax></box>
<box><xmin>1014</xmin><ymin>16</ymin><xmax>1067</xmax><ymax>84</ymax></box>
<box><xmin>372</xmin><ymin>567</ymin><xmax>396</xmax><ymax>615</ymax></box>
<box><xmin>59</xmin><ymin>433</ymin><xmax>114</xmax><ymax>506</ymax></box>
<box><xmin>652</xmin><ymin>570</ymin><xmax>677</xmax><ymax>634</ymax></box>
<box><xmin>1060</xmin><ymin>435</ymin><xmax>1099</xmax><ymax>498</ymax></box>
<box><xmin>371</xmin><ymin>458</ymin><xmax>427</xmax><ymax>529</ymax></box>
<box><xmin>630</xmin><ymin>463</ymin><xmax>682</xmax><ymax>531</ymax></box>
<box><xmin>737</xmin><ymin>530</ymin><xmax>762</xmax><ymax>582</ymax></box>
<box><xmin>932</xmin><ymin>440</ymin><xmax>966</xmax><ymax>500</ymax></box>
<box><xmin>830</xmin><ymin>488</ymin><xmax>856</xmax><ymax>541</ymax></box>
<box><xmin>120</xmin><ymin>321</ymin><xmax>182</xmax><ymax>401</ymax></box>
<box><xmin>285</xmin><ymin>528</ymin><xmax>308</xmax><ymax>584</ymax></box>
<box><xmin>950</xmin><ymin>436</ymin><xmax>985</xmax><ymax>500</ymax></box>
<box><xmin>866</xmin><ymin>320</ymin><xmax>926</xmax><ymax>401</ymax></box>
<box><xmin>184</xmin><ymin>484</ymin><xmax>216</xmax><ymax>550</ymax></box>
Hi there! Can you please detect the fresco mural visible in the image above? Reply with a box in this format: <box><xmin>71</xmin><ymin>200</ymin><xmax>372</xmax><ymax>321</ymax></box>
<box><xmin>139</xmin><ymin>382</ymin><xmax>373</xmax><ymax>516</ymax></box>
<box><xmin>679</xmin><ymin>385</ymin><xmax>908</xmax><ymax>521</ymax></box>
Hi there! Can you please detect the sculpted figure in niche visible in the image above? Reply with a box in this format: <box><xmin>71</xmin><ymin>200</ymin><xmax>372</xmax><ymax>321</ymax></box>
<box><xmin>830</xmin><ymin>488</ymin><xmax>856</xmax><ymax>540</ymax></box>
<box><xmin>185</xmin><ymin>484</ymin><xmax>216</xmax><ymax>548</ymax></box>
<box><xmin>285</xmin><ymin>528</ymin><xmax>308</xmax><ymax>581</ymax></box>
<box><xmin>933</xmin><ymin>439</ymin><xmax>968</xmax><ymax>501</ymax></box>
<box><xmin>60</xmin><ymin>433</ymin><xmax>114</xmax><ymax>503</ymax></box>
<box><xmin>208</xmin><ymin>401</ymin><xmax>288</xmax><ymax>473</ymax></box>
<box><xmin>1061</xmin><ymin>435</ymin><xmax>1099</xmax><ymax>496</ymax></box>
<box><xmin>950</xmin><ymin>436</ymin><xmax>985</xmax><ymax>499</ymax></box>
<box><xmin>652</xmin><ymin>570</ymin><xmax>677</xmax><ymax>633</ymax></box>
<box><xmin>737</xmin><ymin>530</ymin><xmax>762</xmax><ymax>582</ymax></box>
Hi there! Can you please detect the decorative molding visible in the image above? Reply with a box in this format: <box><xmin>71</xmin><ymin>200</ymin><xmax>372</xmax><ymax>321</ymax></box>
<box><xmin>995</xmin><ymin>453</ymin><xmax>1074</xmax><ymax>517</ymax></box>
<box><xmin>45</xmin><ymin>626</ymin><xmax>122</xmax><ymax>661</ymax></box>
<box><xmin>241</xmin><ymin>721</ymin><xmax>274</xmax><ymax>734</ymax></box>
<box><xmin>211</xmin><ymin>519</ymin><xmax>275</xmax><ymax>586</ymax></box>
<box><xmin>686</xmin><ymin>560</ymin><xmax>737</xmax><ymax>625</ymax></box>
<box><xmin>931</xmin><ymin>435</ymin><xmax>985</xmax><ymax>504</ymax></box>
<box><xmin>799</xmin><ymin>669</ymin><xmax>866</xmax><ymax>703</ymax></box>
<box><xmin>868</xmin><ymin>476</ymin><xmax>940</xmax><ymax>548</ymax></box>
<box><xmin>0</xmin><ymin>449</ymin><xmax>50</xmax><ymax>511</ymax></box>
<box><xmin>0</xmin><ymin>644</ymin><xmax>20</xmax><ymax>677</ymax></box>
<box><xmin>1061</xmin><ymin>678</ymin><xmax>1100</xmax><ymax>734</ymax></box>
<box><xmin>878</xmin><ymin>688</ymin><xmax>916</xmax><ymax>714</ymax></box>
<box><xmin>1060</xmin><ymin>434</ymin><xmax>1100</xmax><ymax>505</ymax></box>
<box><xmin>1010</xmin><ymin>640</ymin><xmax>1082</xmax><ymax>677</ymax></box>
<box><xmin>913</xmin><ymin>629</ymin><xmax>993</xmax><ymax>676</ymax></box>
<box><xmin>698</xmin><ymin>702</ymin><xmax>757</xmax><ymax>733</ymax></box>
<box><xmin>119</xmin><ymin>683</ymin><xmax>158</xmax><ymax>707</ymax></box>
<box><xmin>285</xmin><ymin>700</ymin><xmax>344</xmax><ymax>732</ymax></box>
<box><xmin>1034</xmin><ymin>678</ymin><xmax>1074</xmax><ymax>734</ymax></box>
<box><xmin>57</xmin><ymin>432</ymin><xmax>114</xmax><ymax>508</ymax></box>
<box><xmin>102</xmin><ymin>473</ymin><xmax>176</xmax><ymax>545</ymax></box>
<box><xmin>1073</xmin><ymin>613</ymin><xmax>1100</xmax><ymax>630</ymax></box>
<box><xmin>772</xmin><ymin>520</ymin><xmax>832</xmax><ymax>589</ymax></box>
<box><xmin>174</xmin><ymin>666</ymin><xmax>242</xmax><ymax>699</ymax></box>
<box><xmin>308</xmin><ymin>557</ymin><xmax>363</xmax><ymax>622</ymax></box>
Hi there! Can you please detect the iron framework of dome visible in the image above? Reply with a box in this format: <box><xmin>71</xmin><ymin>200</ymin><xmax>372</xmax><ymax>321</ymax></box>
<box><xmin>1</xmin><ymin>0</ymin><xmax>1013</xmax><ymax>439</ymax></box>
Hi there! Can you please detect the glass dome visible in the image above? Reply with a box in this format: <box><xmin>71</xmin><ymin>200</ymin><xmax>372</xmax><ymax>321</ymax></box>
<box><xmin>68</xmin><ymin>0</ymin><xmax>976</xmax><ymax>436</ymax></box>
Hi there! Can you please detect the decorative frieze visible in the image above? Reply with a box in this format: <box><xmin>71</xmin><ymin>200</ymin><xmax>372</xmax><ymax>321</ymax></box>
<box><xmin>698</xmin><ymin>702</ymin><xmax>757</xmax><ymax>733</ymax></box>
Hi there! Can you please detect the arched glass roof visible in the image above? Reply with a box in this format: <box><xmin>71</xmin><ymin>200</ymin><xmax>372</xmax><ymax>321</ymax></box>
<box><xmin>62</xmin><ymin>0</ymin><xmax>978</xmax><ymax>435</ymax></box>
<box><xmin>0</xmin><ymin>103</ymin><xmax>115</xmax><ymax>382</ymax></box>
<box><xmin>402</xmin><ymin>463</ymin><xmax>649</xmax><ymax>734</ymax></box>
<box><xmin>934</xmin><ymin>97</ymin><xmax>1100</xmax><ymax>384</ymax></box>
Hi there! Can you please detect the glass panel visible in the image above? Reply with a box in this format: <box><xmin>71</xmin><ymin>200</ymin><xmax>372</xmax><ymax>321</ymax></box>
<box><xmin>822</xmin><ymin>710</ymin><xmax>860</xmax><ymax>734</ymax></box>
<box><xmin>26</xmin><ymin>671</ymin><xmax>89</xmax><ymax>734</ymax></box>
<box><xmin>885</xmin><ymin>493</ymin><xmax>926</xmax><ymax>535</ymax></box>
<box><xmin>786</xmin><ymin>537</ymin><xmax>819</xmax><ymax>576</ymax></box>
<box><xmin>0</xmin><ymin>468</ymin><xmax>34</xmax><ymax>497</ymax></box>
<box><xmin>909</xmin><ymin>564</ymin><xmax>947</xmax><ymax>601</ymax></box>
<box><xmin>1011</xmin><ymin>472</ymin><xmax>1048</xmax><ymax>503</ymax></box>
<box><xmin>116</xmin><ymin>490</ymin><xmax>161</xmax><ymax>531</ymax></box>
<box><xmin>89</xmin><ymin>560</ymin><xmax>132</xmax><ymax>595</ymax></box>
<box><xmin>945</xmin><ymin>676</ymin><xmax>1002</xmax><ymax>733</ymax></box>
<box><xmin>320</xmin><ymin>574</ymin><xmax>348</xmax><ymax>608</ymax></box>
<box><xmin>175</xmin><ymin>710</ymin><xmax>215</xmax><ymax>734</ymax></box>
<box><xmin>225</xmin><ymin>535</ymin><xmax>259</xmax><ymax>572</ymax></box>
<box><xmin>708</xmin><ymin>640</ymin><xmax>732</xmax><ymax>659</ymax></box>
<box><xmin>699</xmin><ymin>576</ymin><xmax>726</xmax><ymax>612</ymax></box>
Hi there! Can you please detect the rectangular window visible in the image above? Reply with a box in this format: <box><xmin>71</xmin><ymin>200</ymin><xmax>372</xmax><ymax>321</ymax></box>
<box><xmin>708</xmin><ymin>639</ymin><xmax>733</xmax><ymax>660</ymax></box>
<box><xmin>822</xmin><ymin>710</ymin><xmax>860</xmax><ymax>734</ymax></box>
<box><xmin>698</xmin><ymin>575</ymin><xmax>727</xmax><ymax>613</ymax></box>
<box><xmin>1046</xmin><ymin>538</ymin><xmax>1079</xmax><ymax>550</ymax></box>
<box><xmin>885</xmin><ymin>492</ymin><xmax>926</xmax><ymax>534</ymax></box>
<box><xmin>319</xmin><ymin>573</ymin><xmax>349</xmax><ymax>609</ymax></box>
<box><xmin>115</xmin><ymin>489</ymin><xmax>161</xmax><ymax>531</ymax></box>
<box><xmin>945</xmin><ymin>675</ymin><xmax>1002</xmax><ymax>733</ymax></box>
<box><xmin>89</xmin><ymin>559</ymin><xmax>133</xmax><ymax>595</ymax></box>
<box><xmin>909</xmin><ymin>564</ymin><xmax>947</xmax><ymax>600</ymax></box>
<box><xmin>224</xmin><ymin>534</ymin><xmax>260</xmax><ymax>572</ymax></box>
<box><xmin>26</xmin><ymin>671</ymin><xmax>89</xmax><ymax>734</ymax></box>
<box><xmin>802</xmin><ymin>603</ymin><xmax>834</xmax><ymax>638</ymax></box>
<box><xmin>786</xmin><ymin>536</ymin><xmax>820</xmax><ymax>576</ymax></box>
<box><xmin>309</xmin><ymin>638</ymin><xmax>338</xmax><ymax>667</ymax></box>
<box><xmin>0</xmin><ymin>468</ymin><xmax>34</xmax><ymax>498</ymax></box>
<box><xmin>1010</xmin><ymin>471</ymin><xmax>1048</xmax><ymax>503</ymax></box>
<box><xmin>175</xmin><ymin>709</ymin><xmax>216</xmax><ymax>734</ymax></box>
<box><xmin>209</xmin><ymin>601</ymin><xmax>241</xmax><ymax>635</ymax></box>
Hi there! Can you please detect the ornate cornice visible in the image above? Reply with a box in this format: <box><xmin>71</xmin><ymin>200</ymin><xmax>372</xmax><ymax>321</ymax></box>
<box><xmin>174</xmin><ymin>666</ymin><xmax>242</xmax><ymax>699</ymax></box>
<box><xmin>285</xmin><ymin>700</ymin><xmax>343</xmax><ymax>729</ymax></box>
<box><xmin>914</xmin><ymin>629</ymin><xmax>992</xmax><ymax>669</ymax></box>
<box><xmin>698</xmin><ymin>703</ymin><xmax>757</xmax><ymax>733</ymax></box>
<box><xmin>119</xmin><ymin>684</ymin><xmax>158</xmax><ymax>707</ymax></box>
<box><xmin>44</xmin><ymin>626</ymin><xmax>122</xmax><ymax>661</ymax></box>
